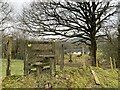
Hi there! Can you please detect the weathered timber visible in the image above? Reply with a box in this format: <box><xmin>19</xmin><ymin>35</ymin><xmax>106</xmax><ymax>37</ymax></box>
<box><xmin>6</xmin><ymin>37</ymin><xmax>12</xmax><ymax>76</ymax></box>
<box><xmin>60</xmin><ymin>43</ymin><xmax>64</xmax><ymax>71</ymax></box>
<box><xmin>113</xmin><ymin>59</ymin><xmax>116</xmax><ymax>69</ymax></box>
<box><xmin>110</xmin><ymin>57</ymin><xmax>113</xmax><ymax>70</ymax></box>
<box><xmin>24</xmin><ymin>41</ymin><xmax>56</xmax><ymax>76</ymax></box>
<box><xmin>82</xmin><ymin>46</ymin><xmax>86</xmax><ymax>69</ymax></box>
<box><xmin>90</xmin><ymin>67</ymin><xmax>100</xmax><ymax>85</ymax></box>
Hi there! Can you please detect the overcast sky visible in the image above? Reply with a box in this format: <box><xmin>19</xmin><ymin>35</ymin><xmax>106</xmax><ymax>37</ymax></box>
<box><xmin>5</xmin><ymin>0</ymin><xmax>34</xmax><ymax>14</ymax></box>
<box><xmin>6</xmin><ymin>0</ymin><xmax>118</xmax><ymax>13</ymax></box>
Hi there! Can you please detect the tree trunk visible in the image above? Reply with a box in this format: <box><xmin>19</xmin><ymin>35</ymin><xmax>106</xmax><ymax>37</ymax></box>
<box><xmin>90</xmin><ymin>38</ymin><xmax>97</xmax><ymax>67</ymax></box>
<box><xmin>90</xmin><ymin>2</ymin><xmax>97</xmax><ymax>67</ymax></box>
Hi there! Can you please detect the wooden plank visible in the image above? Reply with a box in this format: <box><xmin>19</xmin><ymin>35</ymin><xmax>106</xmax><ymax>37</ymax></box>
<box><xmin>27</xmin><ymin>42</ymin><xmax>53</xmax><ymax>49</ymax></box>
<box><xmin>27</xmin><ymin>55</ymin><xmax>54</xmax><ymax>60</ymax></box>
<box><xmin>27</xmin><ymin>55</ymin><xmax>55</xmax><ymax>64</ymax></box>
<box><xmin>28</xmin><ymin>41</ymin><xmax>53</xmax><ymax>44</ymax></box>
<box><xmin>36</xmin><ymin>55</ymin><xmax>55</xmax><ymax>58</ymax></box>
<box><xmin>27</xmin><ymin>46</ymin><xmax>54</xmax><ymax>55</ymax></box>
<box><xmin>90</xmin><ymin>67</ymin><xmax>100</xmax><ymax>85</ymax></box>
<box><xmin>31</xmin><ymin>49</ymin><xmax>53</xmax><ymax>52</ymax></box>
<box><xmin>32</xmin><ymin>62</ymin><xmax>50</xmax><ymax>66</ymax></box>
<box><xmin>32</xmin><ymin>44</ymin><xmax>52</xmax><ymax>50</ymax></box>
<box><xmin>28</xmin><ymin>52</ymin><xmax>53</xmax><ymax>56</ymax></box>
<box><xmin>27</xmin><ymin>46</ymin><xmax>53</xmax><ymax>51</ymax></box>
<box><xmin>28</xmin><ymin>58</ymin><xmax>43</xmax><ymax>63</ymax></box>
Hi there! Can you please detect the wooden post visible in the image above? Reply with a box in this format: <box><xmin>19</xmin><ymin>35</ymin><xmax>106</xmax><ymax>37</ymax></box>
<box><xmin>113</xmin><ymin>59</ymin><xmax>116</xmax><ymax>69</ymax></box>
<box><xmin>53</xmin><ymin>41</ymin><xmax>56</xmax><ymax>72</ymax></box>
<box><xmin>24</xmin><ymin>53</ymin><xmax>29</xmax><ymax>75</ymax></box>
<box><xmin>50</xmin><ymin>58</ymin><xmax>54</xmax><ymax>77</ymax></box>
<box><xmin>24</xmin><ymin>41</ymin><xmax>29</xmax><ymax>75</ymax></box>
<box><xmin>82</xmin><ymin>46</ymin><xmax>86</xmax><ymax>69</ymax></box>
<box><xmin>90</xmin><ymin>66</ymin><xmax>100</xmax><ymax>85</ymax></box>
<box><xmin>110</xmin><ymin>57</ymin><xmax>113</xmax><ymax>70</ymax></box>
<box><xmin>82</xmin><ymin>46</ymin><xmax>85</xmax><ymax>55</ymax></box>
<box><xmin>36</xmin><ymin>66</ymin><xmax>42</xmax><ymax>76</ymax></box>
<box><xmin>69</xmin><ymin>53</ymin><xmax>72</xmax><ymax>62</ymax></box>
<box><xmin>60</xmin><ymin>43</ymin><xmax>64</xmax><ymax>71</ymax></box>
<box><xmin>6</xmin><ymin>37</ymin><xmax>12</xmax><ymax>76</ymax></box>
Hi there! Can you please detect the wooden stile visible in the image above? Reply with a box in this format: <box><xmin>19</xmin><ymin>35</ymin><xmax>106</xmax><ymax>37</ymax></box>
<box><xmin>24</xmin><ymin>41</ymin><xmax>56</xmax><ymax>76</ymax></box>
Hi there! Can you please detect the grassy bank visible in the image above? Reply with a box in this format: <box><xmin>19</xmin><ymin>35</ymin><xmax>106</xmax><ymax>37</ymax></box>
<box><xmin>1</xmin><ymin>59</ymin><xmax>118</xmax><ymax>88</ymax></box>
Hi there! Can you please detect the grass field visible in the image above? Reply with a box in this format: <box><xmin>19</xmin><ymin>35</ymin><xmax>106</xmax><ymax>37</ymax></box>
<box><xmin>0</xmin><ymin>58</ymin><xmax>118</xmax><ymax>88</ymax></box>
<box><xmin>0</xmin><ymin>59</ymin><xmax>24</xmax><ymax>77</ymax></box>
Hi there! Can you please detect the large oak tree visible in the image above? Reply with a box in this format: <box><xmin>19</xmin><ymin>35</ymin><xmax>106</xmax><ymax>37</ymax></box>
<box><xmin>21</xmin><ymin>0</ymin><xmax>116</xmax><ymax>66</ymax></box>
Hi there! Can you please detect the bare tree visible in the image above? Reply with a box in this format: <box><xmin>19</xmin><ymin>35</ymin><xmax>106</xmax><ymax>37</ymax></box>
<box><xmin>0</xmin><ymin>1</ymin><xmax>13</xmax><ymax>76</ymax></box>
<box><xmin>20</xmin><ymin>0</ymin><xmax>116</xmax><ymax>66</ymax></box>
<box><xmin>0</xmin><ymin>2</ymin><xmax>13</xmax><ymax>32</ymax></box>
<box><xmin>98</xmin><ymin>25</ymin><xmax>118</xmax><ymax>67</ymax></box>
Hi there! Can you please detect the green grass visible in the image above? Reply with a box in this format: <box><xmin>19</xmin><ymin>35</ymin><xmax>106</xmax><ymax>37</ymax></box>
<box><xmin>92</xmin><ymin>67</ymin><xmax>118</xmax><ymax>88</ymax></box>
<box><xmin>64</xmin><ymin>54</ymin><xmax>90</xmax><ymax>66</ymax></box>
<box><xmin>0</xmin><ymin>59</ymin><xmax>24</xmax><ymax>77</ymax></box>
<box><xmin>1</xmin><ymin>59</ymin><xmax>118</xmax><ymax>88</ymax></box>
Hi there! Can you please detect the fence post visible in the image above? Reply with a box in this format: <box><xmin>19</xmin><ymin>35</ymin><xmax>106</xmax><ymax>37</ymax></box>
<box><xmin>110</xmin><ymin>57</ymin><xmax>113</xmax><ymax>70</ymax></box>
<box><xmin>82</xmin><ymin>46</ymin><xmax>85</xmax><ymax>55</ymax></box>
<box><xmin>60</xmin><ymin>43</ymin><xmax>64</xmax><ymax>71</ymax></box>
<box><xmin>53</xmin><ymin>41</ymin><xmax>56</xmax><ymax>72</ymax></box>
<box><xmin>24</xmin><ymin>41</ymin><xmax>30</xmax><ymax>75</ymax></box>
<box><xmin>50</xmin><ymin>58</ymin><xmax>54</xmax><ymax>77</ymax></box>
<box><xmin>113</xmin><ymin>59</ymin><xmax>116</xmax><ymax>69</ymax></box>
<box><xmin>82</xmin><ymin>46</ymin><xmax>86</xmax><ymax>69</ymax></box>
<box><xmin>50</xmin><ymin>41</ymin><xmax>56</xmax><ymax>77</ymax></box>
<box><xmin>6</xmin><ymin>36</ymin><xmax>12</xmax><ymax>76</ymax></box>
